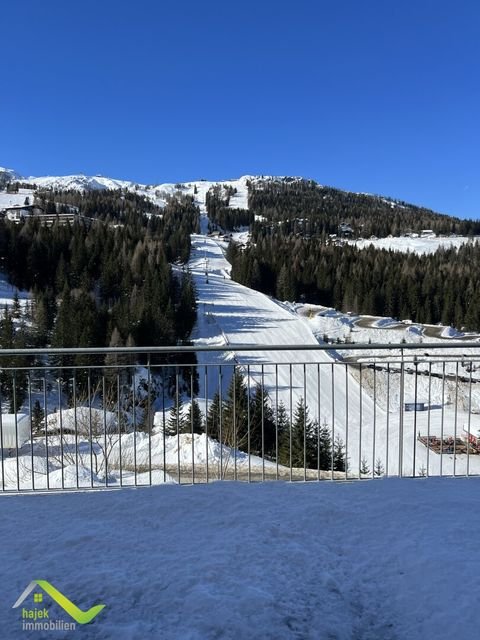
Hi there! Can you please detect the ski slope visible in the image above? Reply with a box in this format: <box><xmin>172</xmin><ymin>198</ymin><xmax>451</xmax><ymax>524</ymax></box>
<box><xmin>190</xmin><ymin>234</ymin><xmax>480</xmax><ymax>477</ymax></box>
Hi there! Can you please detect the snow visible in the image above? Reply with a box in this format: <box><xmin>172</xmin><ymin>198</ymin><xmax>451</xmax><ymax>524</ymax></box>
<box><xmin>26</xmin><ymin>174</ymin><xmax>137</xmax><ymax>192</ymax></box>
<box><xmin>110</xmin><ymin>431</ymin><xmax>278</xmax><ymax>476</ymax></box>
<box><xmin>45</xmin><ymin>407</ymin><xmax>117</xmax><ymax>433</ymax></box>
<box><xmin>1</xmin><ymin>478</ymin><xmax>479</xmax><ymax>639</ymax></box>
<box><xmin>1</xmin><ymin>455</ymin><xmax>58</xmax><ymax>490</ymax></box>
<box><xmin>441</xmin><ymin>325</ymin><xmax>463</xmax><ymax>338</ymax></box>
<box><xmin>0</xmin><ymin>188</ymin><xmax>35</xmax><ymax>211</ymax></box>
<box><xmin>1</xmin><ymin>406</ymin><xmax>278</xmax><ymax>489</ymax></box>
<box><xmin>47</xmin><ymin>464</ymin><xmax>102</xmax><ymax>489</ymax></box>
<box><xmin>352</xmin><ymin>235</ymin><xmax>479</xmax><ymax>255</ymax></box>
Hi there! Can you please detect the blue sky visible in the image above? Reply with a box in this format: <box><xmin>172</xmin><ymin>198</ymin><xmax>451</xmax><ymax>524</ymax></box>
<box><xmin>1</xmin><ymin>0</ymin><xmax>478</xmax><ymax>217</ymax></box>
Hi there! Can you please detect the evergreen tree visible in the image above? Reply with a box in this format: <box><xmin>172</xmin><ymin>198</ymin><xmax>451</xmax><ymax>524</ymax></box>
<box><xmin>290</xmin><ymin>398</ymin><xmax>318</xmax><ymax>468</ymax></box>
<box><xmin>276</xmin><ymin>263</ymin><xmax>296</xmax><ymax>301</ymax></box>
<box><xmin>177</xmin><ymin>271</ymin><xmax>197</xmax><ymax>340</ymax></box>
<box><xmin>316</xmin><ymin>419</ymin><xmax>332</xmax><ymax>471</ymax></box>
<box><xmin>206</xmin><ymin>392</ymin><xmax>222</xmax><ymax>441</ymax></box>
<box><xmin>12</xmin><ymin>290</ymin><xmax>20</xmax><ymax>318</ymax></box>
<box><xmin>374</xmin><ymin>458</ymin><xmax>385</xmax><ymax>477</ymax></box>
<box><xmin>166</xmin><ymin>395</ymin><xmax>186</xmax><ymax>436</ymax></box>
<box><xmin>249</xmin><ymin>384</ymin><xmax>276</xmax><ymax>457</ymax></box>
<box><xmin>222</xmin><ymin>369</ymin><xmax>249</xmax><ymax>449</ymax></box>
<box><xmin>360</xmin><ymin>457</ymin><xmax>370</xmax><ymax>476</ymax></box>
<box><xmin>277</xmin><ymin>401</ymin><xmax>292</xmax><ymax>466</ymax></box>
<box><xmin>332</xmin><ymin>435</ymin><xmax>346</xmax><ymax>472</ymax></box>
<box><xmin>32</xmin><ymin>400</ymin><xmax>45</xmax><ymax>433</ymax></box>
<box><xmin>186</xmin><ymin>399</ymin><xmax>204</xmax><ymax>435</ymax></box>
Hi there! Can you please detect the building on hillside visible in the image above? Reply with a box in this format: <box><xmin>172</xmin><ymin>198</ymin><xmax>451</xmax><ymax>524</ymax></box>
<box><xmin>1</xmin><ymin>204</ymin><xmax>83</xmax><ymax>226</ymax></box>
<box><xmin>2</xmin><ymin>204</ymin><xmax>44</xmax><ymax>222</ymax></box>
<box><xmin>339</xmin><ymin>222</ymin><xmax>353</xmax><ymax>237</ymax></box>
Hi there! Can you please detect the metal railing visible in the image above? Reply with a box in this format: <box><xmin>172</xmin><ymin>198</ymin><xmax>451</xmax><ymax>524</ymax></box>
<box><xmin>1</xmin><ymin>342</ymin><xmax>480</xmax><ymax>491</ymax></box>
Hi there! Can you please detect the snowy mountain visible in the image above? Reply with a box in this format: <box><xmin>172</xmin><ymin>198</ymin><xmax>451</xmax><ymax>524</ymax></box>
<box><xmin>26</xmin><ymin>173</ymin><xmax>138</xmax><ymax>192</ymax></box>
<box><xmin>0</xmin><ymin>166</ymin><xmax>21</xmax><ymax>186</ymax></box>
<box><xmin>2</xmin><ymin>165</ymin><xmax>263</xmax><ymax>212</ymax></box>
<box><xmin>0</xmin><ymin>164</ymin><xmax>459</xmax><ymax>219</ymax></box>
<box><xmin>3</xmin><ymin>164</ymin><xmax>476</xmax><ymax>237</ymax></box>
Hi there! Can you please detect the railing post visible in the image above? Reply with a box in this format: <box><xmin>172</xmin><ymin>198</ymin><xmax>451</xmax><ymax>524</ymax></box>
<box><xmin>398</xmin><ymin>349</ymin><xmax>404</xmax><ymax>478</ymax></box>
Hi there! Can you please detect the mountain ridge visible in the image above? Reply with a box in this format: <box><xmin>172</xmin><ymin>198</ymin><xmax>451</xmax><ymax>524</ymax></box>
<box><xmin>0</xmin><ymin>165</ymin><xmax>441</xmax><ymax>216</ymax></box>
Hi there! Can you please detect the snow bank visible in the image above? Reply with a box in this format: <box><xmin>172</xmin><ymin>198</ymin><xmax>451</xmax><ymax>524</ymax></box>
<box><xmin>47</xmin><ymin>464</ymin><xmax>101</xmax><ymax>488</ymax></box>
<box><xmin>1</xmin><ymin>455</ymin><xmax>58</xmax><ymax>490</ymax></box>
<box><xmin>110</xmin><ymin>432</ymin><xmax>276</xmax><ymax>471</ymax></box>
<box><xmin>45</xmin><ymin>408</ymin><xmax>117</xmax><ymax>433</ymax></box>
<box><xmin>441</xmin><ymin>325</ymin><xmax>463</xmax><ymax>338</ymax></box>
<box><xmin>374</xmin><ymin>317</ymin><xmax>399</xmax><ymax>328</ymax></box>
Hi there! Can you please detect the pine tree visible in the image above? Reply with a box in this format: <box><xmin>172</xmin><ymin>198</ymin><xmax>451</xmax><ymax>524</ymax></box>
<box><xmin>291</xmin><ymin>398</ymin><xmax>317</xmax><ymax>468</ymax></box>
<box><xmin>12</xmin><ymin>290</ymin><xmax>20</xmax><ymax>318</ymax></box>
<box><xmin>316</xmin><ymin>419</ymin><xmax>332</xmax><ymax>471</ymax></box>
<box><xmin>166</xmin><ymin>395</ymin><xmax>186</xmax><ymax>436</ymax></box>
<box><xmin>32</xmin><ymin>400</ymin><xmax>45</xmax><ymax>433</ymax></box>
<box><xmin>276</xmin><ymin>401</ymin><xmax>291</xmax><ymax>465</ymax></box>
<box><xmin>186</xmin><ymin>399</ymin><xmax>204</xmax><ymax>435</ymax></box>
<box><xmin>360</xmin><ymin>457</ymin><xmax>370</xmax><ymax>475</ymax></box>
<box><xmin>222</xmin><ymin>369</ymin><xmax>249</xmax><ymax>449</ymax></box>
<box><xmin>333</xmin><ymin>435</ymin><xmax>346</xmax><ymax>472</ymax></box>
<box><xmin>276</xmin><ymin>263</ymin><xmax>296</xmax><ymax>301</ymax></box>
<box><xmin>249</xmin><ymin>384</ymin><xmax>276</xmax><ymax>457</ymax></box>
<box><xmin>374</xmin><ymin>458</ymin><xmax>385</xmax><ymax>477</ymax></box>
<box><xmin>206</xmin><ymin>392</ymin><xmax>222</xmax><ymax>441</ymax></box>
<box><xmin>0</xmin><ymin>308</ymin><xmax>28</xmax><ymax>412</ymax></box>
<box><xmin>177</xmin><ymin>270</ymin><xmax>197</xmax><ymax>339</ymax></box>
<box><xmin>32</xmin><ymin>293</ymin><xmax>50</xmax><ymax>345</ymax></box>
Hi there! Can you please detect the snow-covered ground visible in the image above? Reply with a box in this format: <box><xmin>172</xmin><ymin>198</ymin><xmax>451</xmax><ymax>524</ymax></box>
<box><xmin>2</xmin><ymin>408</ymin><xmax>281</xmax><ymax>490</ymax></box>
<box><xmin>351</xmin><ymin>235</ymin><xmax>479</xmax><ymax>255</ymax></box>
<box><xmin>1</xmin><ymin>478</ymin><xmax>479</xmax><ymax>639</ymax></box>
<box><xmin>0</xmin><ymin>187</ymin><xmax>34</xmax><ymax>210</ymax></box>
<box><xmin>293</xmin><ymin>303</ymin><xmax>480</xmax><ymax>385</ymax></box>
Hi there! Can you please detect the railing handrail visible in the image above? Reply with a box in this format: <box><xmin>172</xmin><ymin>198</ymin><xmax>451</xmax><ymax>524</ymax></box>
<box><xmin>0</xmin><ymin>341</ymin><xmax>478</xmax><ymax>357</ymax></box>
<box><xmin>0</xmin><ymin>340</ymin><xmax>479</xmax><ymax>490</ymax></box>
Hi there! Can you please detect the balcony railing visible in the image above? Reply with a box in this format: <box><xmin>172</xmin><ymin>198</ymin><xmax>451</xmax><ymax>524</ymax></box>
<box><xmin>0</xmin><ymin>342</ymin><xmax>479</xmax><ymax>491</ymax></box>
